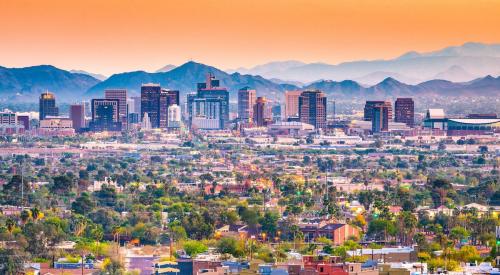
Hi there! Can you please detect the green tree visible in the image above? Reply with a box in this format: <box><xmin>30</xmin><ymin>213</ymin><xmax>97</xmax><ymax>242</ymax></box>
<box><xmin>216</xmin><ymin>237</ymin><xmax>244</xmax><ymax>257</ymax></box>
<box><xmin>0</xmin><ymin>248</ymin><xmax>27</xmax><ymax>274</ymax></box>
<box><xmin>72</xmin><ymin>193</ymin><xmax>95</xmax><ymax>214</ymax></box>
<box><xmin>183</xmin><ymin>240</ymin><xmax>208</xmax><ymax>257</ymax></box>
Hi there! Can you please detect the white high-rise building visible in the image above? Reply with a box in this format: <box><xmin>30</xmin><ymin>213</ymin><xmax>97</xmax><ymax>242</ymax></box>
<box><xmin>167</xmin><ymin>104</ymin><xmax>181</xmax><ymax>128</ymax></box>
<box><xmin>141</xmin><ymin>112</ymin><xmax>151</xmax><ymax>130</ymax></box>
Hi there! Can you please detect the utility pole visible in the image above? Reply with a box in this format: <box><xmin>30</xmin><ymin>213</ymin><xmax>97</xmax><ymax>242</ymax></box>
<box><xmin>21</xmin><ymin>160</ymin><xmax>24</xmax><ymax>209</ymax></box>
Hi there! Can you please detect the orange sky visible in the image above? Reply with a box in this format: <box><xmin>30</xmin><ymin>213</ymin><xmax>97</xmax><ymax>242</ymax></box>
<box><xmin>0</xmin><ymin>0</ymin><xmax>499</xmax><ymax>75</ymax></box>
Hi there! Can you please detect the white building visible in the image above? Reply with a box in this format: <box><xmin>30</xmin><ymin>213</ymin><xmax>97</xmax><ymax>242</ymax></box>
<box><xmin>167</xmin><ymin>104</ymin><xmax>181</xmax><ymax>128</ymax></box>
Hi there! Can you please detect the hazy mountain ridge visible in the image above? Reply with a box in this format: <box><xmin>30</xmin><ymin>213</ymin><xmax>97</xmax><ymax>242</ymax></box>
<box><xmin>0</xmin><ymin>65</ymin><xmax>101</xmax><ymax>102</ymax></box>
<box><xmin>70</xmin><ymin>70</ymin><xmax>108</xmax><ymax>81</ymax></box>
<box><xmin>85</xmin><ymin>61</ymin><xmax>287</xmax><ymax>100</ymax></box>
<box><xmin>1</xmin><ymin>61</ymin><xmax>499</xmax><ymax>103</ymax></box>
<box><xmin>231</xmin><ymin>42</ymin><xmax>500</xmax><ymax>83</ymax></box>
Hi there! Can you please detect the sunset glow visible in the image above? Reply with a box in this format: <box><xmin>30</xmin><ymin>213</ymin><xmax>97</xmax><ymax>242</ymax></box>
<box><xmin>1</xmin><ymin>0</ymin><xmax>499</xmax><ymax>75</ymax></box>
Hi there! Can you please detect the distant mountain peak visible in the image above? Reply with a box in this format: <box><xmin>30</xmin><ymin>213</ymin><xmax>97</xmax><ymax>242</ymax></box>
<box><xmin>70</xmin><ymin>69</ymin><xmax>107</xmax><ymax>81</ymax></box>
<box><xmin>397</xmin><ymin>51</ymin><xmax>421</xmax><ymax>60</ymax></box>
<box><xmin>155</xmin><ymin>64</ymin><xmax>176</xmax><ymax>73</ymax></box>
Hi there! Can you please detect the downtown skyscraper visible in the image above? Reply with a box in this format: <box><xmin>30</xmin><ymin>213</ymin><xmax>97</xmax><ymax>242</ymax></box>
<box><xmin>299</xmin><ymin>90</ymin><xmax>327</xmax><ymax>129</ymax></box>
<box><xmin>39</xmin><ymin>91</ymin><xmax>59</xmax><ymax>120</ymax></box>
<box><xmin>238</xmin><ymin>87</ymin><xmax>256</xmax><ymax>123</ymax></box>
<box><xmin>189</xmin><ymin>74</ymin><xmax>229</xmax><ymax>130</ymax></box>
<box><xmin>140</xmin><ymin>84</ymin><xmax>179</xmax><ymax>129</ymax></box>
<box><xmin>394</xmin><ymin>98</ymin><xmax>415</xmax><ymax>128</ymax></box>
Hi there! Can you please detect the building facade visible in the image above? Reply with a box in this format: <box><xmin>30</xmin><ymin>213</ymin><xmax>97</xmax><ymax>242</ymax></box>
<box><xmin>364</xmin><ymin>101</ymin><xmax>392</xmax><ymax>121</ymax></box>
<box><xmin>285</xmin><ymin>90</ymin><xmax>302</xmax><ymax>119</ymax></box>
<box><xmin>140</xmin><ymin>84</ymin><xmax>162</xmax><ymax>128</ymax></box>
<box><xmin>188</xmin><ymin>74</ymin><xmax>229</xmax><ymax>130</ymax></box>
<box><xmin>39</xmin><ymin>91</ymin><xmax>59</xmax><ymax>120</ymax></box>
<box><xmin>253</xmin><ymin>97</ymin><xmax>269</xmax><ymax>127</ymax></box>
<box><xmin>69</xmin><ymin>104</ymin><xmax>85</xmax><ymax>132</ymax></box>
<box><xmin>90</xmin><ymin>99</ymin><xmax>121</xmax><ymax>131</ymax></box>
<box><xmin>299</xmin><ymin>90</ymin><xmax>327</xmax><ymax>129</ymax></box>
<box><xmin>394</xmin><ymin>98</ymin><xmax>414</xmax><ymax>127</ymax></box>
<box><xmin>371</xmin><ymin>103</ymin><xmax>390</xmax><ymax>133</ymax></box>
<box><xmin>105</xmin><ymin>89</ymin><xmax>128</xmax><ymax>128</ymax></box>
<box><xmin>238</xmin><ymin>87</ymin><xmax>257</xmax><ymax>123</ymax></box>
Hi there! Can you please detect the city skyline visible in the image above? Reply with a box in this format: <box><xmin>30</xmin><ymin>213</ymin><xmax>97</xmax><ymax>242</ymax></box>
<box><xmin>1</xmin><ymin>0</ymin><xmax>499</xmax><ymax>75</ymax></box>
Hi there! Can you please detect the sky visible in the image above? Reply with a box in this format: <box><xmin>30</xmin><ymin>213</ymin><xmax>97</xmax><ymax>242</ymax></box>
<box><xmin>0</xmin><ymin>0</ymin><xmax>499</xmax><ymax>75</ymax></box>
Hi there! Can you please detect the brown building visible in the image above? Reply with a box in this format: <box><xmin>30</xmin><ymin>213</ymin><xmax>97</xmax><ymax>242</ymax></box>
<box><xmin>69</xmin><ymin>104</ymin><xmax>85</xmax><ymax>132</ymax></box>
<box><xmin>285</xmin><ymin>90</ymin><xmax>303</xmax><ymax>119</ymax></box>
<box><xmin>364</xmin><ymin>101</ymin><xmax>392</xmax><ymax>121</ymax></box>
<box><xmin>299</xmin><ymin>90</ymin><xmax>327</xmax><ymax>129</ymax></box>
<box><xmin>394</xmin><ymin>98</ymin><xmax>414</xmax><ymax>127</ymax></box>
<box><xmin>238</xmin><ymin>87</ymin><xmax>257</xmax><ymax>123</ymax></box>
<box><xmin>298</xmin><ymin>221</ymin><xmax>359</xmax><ymax>245</ymax></box>
<box><xmin>253</xmin><ymin>96</ymin><xmax>269</xmax><ymax>127</ymax></box>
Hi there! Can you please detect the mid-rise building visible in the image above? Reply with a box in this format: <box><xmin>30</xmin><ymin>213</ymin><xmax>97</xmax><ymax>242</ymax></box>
<box><xmin>0</xmin><ymin>111</ymin><xmax>24</xmax><ymax>135</ymax></box>
<box><xmin>17</xmin><ymin>115</ymin><xmax>30</xmax><ymax>130</ymax></box>
<box><xmin>238</xmin><ymin>87</ymin><xmax>256</xmax><ymax>123</ymax></box>
<box><xmin>167</xmin><ymin>104</ymin><xmax>181</xmax><ymax>128</ymax></box>
<box><xmin>364</xmin><ymin>101</ymin><xmax>392</xmax><ymax>121</ymax></box>
<box><xmin>39</xmin><ymin>91</ymin><xmax>59</xmax><ymax>120</ymax></box>
<box><xmin>0</xmin><ymin>111</ymin><xmax>17</xmax><ymax>125</ymax></box>
<box><xmin>299</xmin><ymin>90</ymin><xmax>327</xmax><ymax>129</ymax></box>
<box><xmin>285</xmin><ymin>90</ymin><xmax>302</xmax><ymax>119</ymax></box>
<box><xmin>69</xmin><ymin>104</ymin><xmax>85</xmax><ymax>132</ymax></box>
<box><xmin>90</xmin><ymin>99</ymin><xmax>121</xmax><ymax>131</ymax></box>
<box><xmin>38</xmin><ymin>117</ymin><xmax>74</xmax><ymax>136</ymax></box>
<box><xmin>394</xmin><ymin>98</ymin><xmax>414</xmax><ymax>127</ymax></box>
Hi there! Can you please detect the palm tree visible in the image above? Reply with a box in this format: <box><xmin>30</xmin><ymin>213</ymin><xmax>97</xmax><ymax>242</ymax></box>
<box><xmin>31</xmin><ymin>207</ymin><xmax>41</xmax><ymax>220</ymax></box>
<box><xmin>5</xmin><ymin>218</ymin><xmax>16</xmax><ymax>235</ymax></box>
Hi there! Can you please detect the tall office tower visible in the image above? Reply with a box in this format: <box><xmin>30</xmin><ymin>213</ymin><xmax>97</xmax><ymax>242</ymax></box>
<box><xmin>189</xmin><ymin>74</ymin><xmax>229</xmax><ymax>129</ymax></box>
<box><xmin>253</xmin><ymin>97</ymin><xmax>269</xmax><ymax>127</ymax></box>
<box><xmin>364</xmin><ymin>101</ymin><xmax>392</xmax><ymax>121</ymax></box>
<box><xmin>299</xmin><ymin>90</ymin><xmax>327</xmax><ymax>129</ymax></box>
<box><xmin>131</xmin><ymin>96</ymin><xmax>141</xmax><ymax>114</ymax></box>
<box><xmin>39</xmin><ymin>91</ymin><xmax>59</xmax><ymax>120</ymax></box>
<box><xmin>105</xmin><ymin>89</ymin><xmax>128</xmax><ymax>128</ymax></box>
<box><xmin>371</xmin><ymin>103</ymin><xmax>389</xmax><ymax>133</ymax></box>
<box><xmin>140</xmin><ymin>83</ymin><xmax>162</xmax><ymax>128</ymax></box>
<box><xmin>90</xmin><ymin>99</ymin><xmax>121</xmax><ymax>131</ymax></box>
<box><xmin>394</xmin><ymin>98</ymin><xmax>415</xmax><ymax>127</ymax></box>
<box><xmin>162</xmin><ymin>89</ymin><xmax>180</xmax><ymax>106</ymax></box>
<box><xmin>238</xmin><ymin>87</ymin><xmax>257</xmax><ymax>123</ymax></box>
<box><xmin>69</xmin><ymin>104</ymin><xmax>85</xmax><ymax>132</ymax></box>
<box><xmin>285</xmin><ymin>90</ymin><xmax>302</xmax><ymax>119</ymax></box>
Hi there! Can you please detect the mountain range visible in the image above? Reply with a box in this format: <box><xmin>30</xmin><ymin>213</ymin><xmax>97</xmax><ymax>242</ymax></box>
<box><xmin>0</xmin><ymin>65</ymin><xmax>101</xmax><ymax>102</ymax></box>
<box><xmin>1</xmin><ymin>42</ymin><xmax>500</xmax><ymax>103</ymax></box>
<box><xmin>231</xmin><ymin>42</ymin><xmax>500</xmax><ymax>84</ymax></box>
